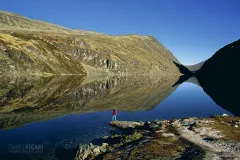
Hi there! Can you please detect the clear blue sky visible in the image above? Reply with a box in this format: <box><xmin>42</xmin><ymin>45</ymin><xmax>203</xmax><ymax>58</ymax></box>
<box><xmin>1</xmin><ymin>0</ymin><xmax>239</xmax><ymax>64</ymax></box>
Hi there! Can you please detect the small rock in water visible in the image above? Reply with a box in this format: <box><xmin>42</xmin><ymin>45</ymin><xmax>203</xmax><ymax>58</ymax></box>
<box><xmin>102</xmin><ymin>143</ymin><xmax>108</xmax><ymax>147</ymax></box>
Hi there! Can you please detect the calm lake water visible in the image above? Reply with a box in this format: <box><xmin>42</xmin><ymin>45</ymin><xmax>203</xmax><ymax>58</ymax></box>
<box><xmin>0</xmin><ymin>75</ymin><xmax>232</xmax><ymax>159</ymax></box>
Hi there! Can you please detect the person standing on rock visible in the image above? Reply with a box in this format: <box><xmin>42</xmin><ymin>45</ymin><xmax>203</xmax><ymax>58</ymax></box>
<box><xmin>112</xmin><ymin>109</ymin><xmax>118</xmax><ymax>121</ymax></box>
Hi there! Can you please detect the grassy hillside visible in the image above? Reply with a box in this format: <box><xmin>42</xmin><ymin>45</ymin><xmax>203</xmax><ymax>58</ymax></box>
<box><xmin>0</xmin><ymin>31</ymin><xmax>87</xmax><ymax>75</ymax></box>
<box><xmin>0</xmin><ymin>10</ymin><xmax>181</xmax><ymax>76</ymax></box>
<box><xmin>0</xmin><ymin>10</ymin><xmax>71</xmax><ymax>33</ymax></box>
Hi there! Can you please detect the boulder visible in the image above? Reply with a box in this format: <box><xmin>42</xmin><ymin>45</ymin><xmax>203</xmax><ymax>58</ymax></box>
<box><xmin>142</xmin><ymin>120</ymin><xmax>165</xmax><ymax>131</ymax></box>
<box><xmin>76</xmin><ymin>143</ymin><xmax>107</xmax><ymax>160</ymax></box>
<box><xmin>181</xmin><ymin>118</ymin><xmax>197</xmax><ymax>126</ymax></box>
<box><xmin>161</xmin><ymin>133</ymin><xmax>176</xmax><ymax>137</ymax></box>
<box><xmin>222</xmin><ymin>114</ymin><xmax>229</xmax><ymax>117</ymax></box>
<box><xmin>102</xmin><ymin>143</ymin><xmax>108</xmax><ymax>147</ymax></box>
<box><xmin>109</xmin><ymin>121</ymin><xmax>144</xmax><ymax>130</ymax></box>
<box><xmin>77</xmin><ymin>143</ymin><xmax>94</xmax><ymax>160</ymax></box>
<box><xmin>149</xmin><ymin>120</ymin><xmax>164</xmax><ymax>131</ymax></box>
<box><xmin>93</xmin><ymin>147</ymin><xmax>101</xmax><ymax>155</ymax></box>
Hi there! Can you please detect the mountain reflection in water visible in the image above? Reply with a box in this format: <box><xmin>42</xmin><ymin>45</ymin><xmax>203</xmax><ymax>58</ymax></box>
<box><xmin>0</xmin><ymin>74</ymin><xmax>236</xmax><ymax>160</ymax></box>
<box><xmin>0</xmin><ymin>75</ymin><xmax>180</xmax><ymax>130</ymax></box>
<box><xmin>0</xmin><ymin>73</ymin><xmax>238</xmax><ymax>130</ymax></box>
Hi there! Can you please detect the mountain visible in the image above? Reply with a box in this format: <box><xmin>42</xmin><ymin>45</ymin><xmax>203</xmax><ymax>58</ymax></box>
<box><xmin>0</xmin><ymin>10</ymin><xmax>71</xmax><ymax>33</ymax></box>
<box><xmin>185</xmin><ymin>60</ymin><xmax>206</xmax><ymax>73</ymax></box>
<box><xmin>197</xmin><ymin>39</ymin><xmax>240</xmax><ymax>116</ymax></box>
<box><xmin>0</xmin><ymin>10</ymin><xmax>181</xmax><ymax>76</ymax></box>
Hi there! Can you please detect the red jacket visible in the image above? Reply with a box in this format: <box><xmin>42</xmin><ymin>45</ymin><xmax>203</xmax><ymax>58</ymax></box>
<box><xmin>112</xmin><ymin>109</ymin><xmax>118</xmax><ymax>115</ymax></box>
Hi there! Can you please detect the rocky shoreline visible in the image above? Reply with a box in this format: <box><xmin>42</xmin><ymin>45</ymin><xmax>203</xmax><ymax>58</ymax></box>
<box><xmin>75</xmin><ymin>115</ymin><xmax>240</xmax><ymax>160</ymax></box>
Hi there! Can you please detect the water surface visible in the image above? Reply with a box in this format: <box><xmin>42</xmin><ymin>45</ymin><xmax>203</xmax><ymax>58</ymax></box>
<box><xmin>0</xmin><ymin>75</ymin><xmax>232</xmax><ymax>159</ymax></box>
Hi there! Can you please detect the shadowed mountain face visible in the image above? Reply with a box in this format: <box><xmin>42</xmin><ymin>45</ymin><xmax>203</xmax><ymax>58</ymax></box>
<box><xmin>173</xmin><ymin>61</ymin><xmax>193</xmax><ymax>75</ymax></box>
<box><xmin>196</xmin><ymin>40</ymin><xmax>240</xmax><ymax>116</ymax></box>
<box><xmin>170</xmin><ymin>39</ymin><xmax>240</xmax><ymax>116</ymax></box>
<box><xmin>0</xmin><ymin>75</ymin><xmax>179</xmax><ymax>130</ymax></box>
<box><xmin>0</xmin><ymin>10</ymin><xmax>180</xmax><ymax>76</ymax></box>
<box><xmin>171</xmin><ymin>74</ymin><xmax>201</xmax><ymax>87</ymax></box>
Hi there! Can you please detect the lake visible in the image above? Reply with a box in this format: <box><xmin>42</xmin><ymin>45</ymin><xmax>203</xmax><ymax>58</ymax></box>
<box><xmin>0</xmin><ymin>75</ymin><xmax>233</xmax><ymax>159</ymax></box>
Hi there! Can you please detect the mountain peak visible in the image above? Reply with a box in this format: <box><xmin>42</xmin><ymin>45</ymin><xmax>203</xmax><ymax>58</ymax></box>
<box><xmin>0</xmin><ymin>10</ymin><xmax>71</xmax><ymax>33</ymax></box>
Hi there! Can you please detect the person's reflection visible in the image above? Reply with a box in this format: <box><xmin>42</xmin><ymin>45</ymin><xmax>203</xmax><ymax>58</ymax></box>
<box><xmin>112</xmin><ymin>109</ymin><xmax>118</xmax><ymax>121</ymax></box>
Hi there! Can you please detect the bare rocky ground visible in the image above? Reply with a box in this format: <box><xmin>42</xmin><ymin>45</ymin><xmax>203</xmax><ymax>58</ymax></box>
<box><xmin>75</xmin><ymin>115</ymin><xmax>240</xmax><ymax>160</ymax></box>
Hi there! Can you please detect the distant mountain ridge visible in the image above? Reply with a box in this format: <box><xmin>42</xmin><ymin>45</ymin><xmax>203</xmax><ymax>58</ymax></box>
<box><xmin>0</xmin><ymin>10</ymin><xmax>181</xmax><ymax>76</ymax></box>
<box><xmin>185</xmin><ymin>60</ymin><xmax>206</xmax><ymax>73</ymax></box>
<box><xmin>0</xmin><ymin>10</ymin><xmax>71</xmax><ymax>33</ymax></box>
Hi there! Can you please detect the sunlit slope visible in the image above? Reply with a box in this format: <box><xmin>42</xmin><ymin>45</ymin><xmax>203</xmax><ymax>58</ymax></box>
<box><xmin>0</xmin><ymin>10</ymin><xmax>71</xmax><ymax>33</ymax></box>
<box><xmin>0</xmin><ymin>10</ymin><xmax>181</xmax><ymax>75</ymax></box>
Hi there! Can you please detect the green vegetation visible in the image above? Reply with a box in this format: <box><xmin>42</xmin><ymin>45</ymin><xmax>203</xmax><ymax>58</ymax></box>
<box><xmin>0</xmin><ymin>10</ymin><xmax>71</xmax><ymax>33</ymax></box>
<box><xmin>129</xmin><ymin>140</ymin><xmax>183</xmax><ymax>160</ymax></box>
<box><xmin>210</xmin><ymin>117</ymin><xmax>240</xmax><ymax>141</ymax></box>
<box><xmin>0</xmin><ymin>10</ymin><xmax>181</xmax><ymax>76</ymax></box>
<box><xmin>125</xmin><ymin>132</ymin><xmax>142</xmax><ymax>142</ymax></box>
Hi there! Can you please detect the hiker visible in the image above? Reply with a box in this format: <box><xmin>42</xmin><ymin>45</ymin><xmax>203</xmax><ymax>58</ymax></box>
<box><xmin>112</xmin><ymin>109</ymin><xmax>118</xmax><ymax>121</ymax></box>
